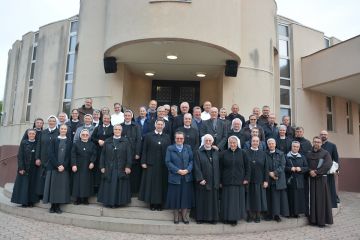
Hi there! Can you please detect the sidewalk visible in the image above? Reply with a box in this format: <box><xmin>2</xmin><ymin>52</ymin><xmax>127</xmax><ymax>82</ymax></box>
<box><xmin>0</xmin><ymin>192</ymin><xmax>359</xmax><ymax>240</ymax></box>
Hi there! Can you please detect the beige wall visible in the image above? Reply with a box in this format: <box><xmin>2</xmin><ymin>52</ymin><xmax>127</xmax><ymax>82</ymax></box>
<box><xmin>103</xmin><ymin>0</ymin><xmax>245</xmax><ymax>57</ymax></box>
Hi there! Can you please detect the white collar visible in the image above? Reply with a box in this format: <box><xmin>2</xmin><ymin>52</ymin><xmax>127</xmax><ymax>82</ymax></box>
<box><xmin>280</xmin><ymin>136</ymin><xmax>286</xmax><ymax>139</ymax></box>
<box><xmin>155</xmin><ymin>130</ymin><xmax>162</xmax><ymax>135</ymax></box>
<box><xmin>113</xmin><ymin>136</ymin><xmax>121</xmax><ymax>139</ymax></box>
<box><xmin>183</xmin><ymin>125</ymin><xmax>191</xmax><ymax>129</ymax></box>
<box><xmin>250</xmin><ymin>147</ymin><xmax>259</xmax><ymax>151</ymax></box>
<box><xmin>124</xmin><ymin>121</ymin><xmax>132</xmax><ymax>125</ymax></box>
<box><xmin>103</xmin><ymin>124</ymin><xmax>110</xmax><ymax>127</ymax></box>
<box><xmin>58</xmin><ymin>136</ymin><xmax>67</xmax><ymax>139</ymax></box>
<box><xmin>48</xmin><ymin>127</ymin><xmax>57</xmax><ymax>131</ymax></box>
<box><xmin>269</xmin><ymin>150</ymin><xmax>276</xmax><ymax>153</ymax></box>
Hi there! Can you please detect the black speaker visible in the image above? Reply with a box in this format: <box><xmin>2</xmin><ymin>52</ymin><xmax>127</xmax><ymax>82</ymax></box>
<box><xmin>103</xmin><ymin>57</ymin><xmax>117</xmax><ymax>73</ymax></box>
<box><xmin>225</xmin><ymin>60</ymin><xmax>238</xmax><ymax>77</ymax></box>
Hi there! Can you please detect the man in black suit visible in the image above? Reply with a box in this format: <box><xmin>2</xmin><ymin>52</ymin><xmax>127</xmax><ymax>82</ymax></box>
<box><xmin>200</xmin><ymin>107</ymin><xmax>228</xmax><ymax>151</ymax></box>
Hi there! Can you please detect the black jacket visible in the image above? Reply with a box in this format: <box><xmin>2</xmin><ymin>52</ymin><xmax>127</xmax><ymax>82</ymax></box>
<box><xmin>194</xmin><ymin>146</ymin><xmax>220</xmax><ymax>190</ymax></box>
<box><xmin>243</xmin><ymin>149</ymin><xmax>269</xmax><ymax>184</ymax></box>
<box><xmin>47</xmin><ymin>137</ymin><xmax>72</xmax><ymax>171</ymax></box>
<box><xmin>267</xmin><ymin>149</ymin><xmax>287</xmax><ymax>190</ymax></box>
<box><xmin>220</xmin><ymin>148</ymin><xmax>250</xmax><ymax>186</ymax></box>
<box><xmin>285</xmin><ymin>152</ymin><xmax>309</xmax><ymax>189</ymax></box>
<box><xmin>200</xmin><ymin>119</ymin><xmax>228</xmax><ymax>151</ymax></box>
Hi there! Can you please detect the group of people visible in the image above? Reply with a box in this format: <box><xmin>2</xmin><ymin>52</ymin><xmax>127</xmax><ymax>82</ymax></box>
<box><xmin>11</xmin><ymin>98</ymin><xmax>338</xmax><ymax>228</ymax></box>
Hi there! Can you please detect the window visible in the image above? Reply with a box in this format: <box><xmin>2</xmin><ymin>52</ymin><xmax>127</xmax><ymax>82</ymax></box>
<box><xmin>346</xmin><ymin>101</ymin><xmax>353</xmax><ymax>134</ymax></box>
<box><xmin>278</xmin><ymin>24</ymin><xmax>292</xmax><ymax>120</ymax></box>
<box><xmin>62</xmin><ymin>20</ymin><xmax>78</xmax><ymax>115</ymax></box>
<box><xmin>26</xmin><ymin>32</ymin><xmax>39</xmax><ymax>122</ymax></box>
<box><xmin>326</xmin><ymin>96</ymin><xmax>334</xmax><ymax>131</ymax></box>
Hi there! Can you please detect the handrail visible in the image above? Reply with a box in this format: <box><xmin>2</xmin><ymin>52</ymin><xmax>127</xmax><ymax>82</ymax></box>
<box><xmin>0</xmin><ymin>154</ymin><xmax>17</xmax><ymax>164</ymax></box>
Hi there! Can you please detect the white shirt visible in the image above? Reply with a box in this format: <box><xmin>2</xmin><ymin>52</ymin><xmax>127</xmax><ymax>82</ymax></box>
<box><xmin>201</xmin><ymin>111</ymin><xmax>211</xmax><ymax>120</ymax></box>
<box><xmin>111</xmin><ymin>112</ymin><xmax>124</xmax><ymax>125</ymax></box>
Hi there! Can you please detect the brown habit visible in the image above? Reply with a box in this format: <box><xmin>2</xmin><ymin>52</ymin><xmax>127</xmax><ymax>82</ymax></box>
<box><xmin>307</xmin><ymin>148</ymin><xmax>334</xmax><ymax>226</ymax></box>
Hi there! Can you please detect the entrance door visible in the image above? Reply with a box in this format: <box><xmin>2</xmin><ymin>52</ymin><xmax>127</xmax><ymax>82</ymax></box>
<box><xmin>151</xmin><ymin>80</ymin><xmax>200</xmax><ymax>110</ymax></box>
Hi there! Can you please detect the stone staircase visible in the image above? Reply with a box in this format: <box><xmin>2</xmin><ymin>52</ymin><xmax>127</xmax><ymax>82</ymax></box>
<box><xmin>0</xmin><ymin>183</ymin><xmax>340</xmax><ymax>235</ymax></box>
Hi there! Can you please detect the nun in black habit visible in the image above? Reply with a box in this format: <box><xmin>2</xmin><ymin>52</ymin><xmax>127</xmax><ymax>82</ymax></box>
<box><xmin>35</xmin><ymin>115</ymin><xmax>59</xmax><ymax>198</ymax></box>
<box><xmin>219</xmin><ymin>136</ymin><xmax>250</xmax><ymax>226</ymax></box>
<box><xmin>244</xmin><ymin>136</ymin><xmax>269</xmax><ymax>223</ymax></box>
<box><xmin>43</xmin><ymin>124</ymin><xmax>71</xmax><ymax>214</ymax></box>
<box><xmin>71</xmin><ymin>129</ymin><xmax>97</xmax><ymax>205</ymax></box>
<box><xmin>121</xmin><ymin>110</ymin><xmax>142</xmax><ymax>196</ymax></box>
<box><xmin>285</xmin><ymin>141</ymin><xmax>309</xmax><ymax>217</ymax></box>
<box><xmin>97</xmin><ymin>124</ymin><xmax>132</xmax><ymax>207</ymax></box>
<box><xmin>194</xmin><ymin>134</ymin><xmax>220</xmax><ymax>224</ymax></box>
<box><xmin>265</xmin><ymin>138</ymin><xmax>289</xmax><ymax>222</ymax></box>
<box><xmin>138</xmin><ymin>119</ymin><xmax>171</xmax><ymax>210</ymax></box>
<box><xmin>176</xmin><ymin>113</ymin><xmax>200</xmax><ymax>153</ymax></box>
<box><xmin>11</xmin><ymin>129</ymin><xmax>40</xmax><ymax>207</ymax></box>
<box><xmin>91</xmin><ymin>114</ymin><xmax>113</xmax><ymax>193</ymax></box>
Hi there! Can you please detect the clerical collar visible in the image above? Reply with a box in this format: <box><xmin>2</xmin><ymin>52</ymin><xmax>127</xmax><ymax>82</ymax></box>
<box><xmin>269</xmin><ymin>150</ymin><xmax>276</xmax><ymax>153</ymax></box>
<box><xmin>72</xmin><ymin>119</ymin><xmax>79</xmax><ymax>122</ymax></box>
<box><xmin>251</xmin><ymin>147</ymin><xmax>259</xmax><ymax>151</ymax></box>
<box><xmin>28</xmin><ymin>139</ymin><xmax>36</xmax><ymax>142</ymax></box>
<box><xmin>81</xmin><ymin>139</ymin><xmax>88</xmax><ymax>142</ymax></box>
<box><xmin>113</xmin><ymin>136</ymin><xmax>121</xmax><ymax>139</ymax></box>
<box><xmin>291</xmin><ymin>151</ymin><xmax>299</xmax><ymax>155</ymax></box>
<box><xmin>124</xmin><ymin>121</ymin><xmax>132</xmax><ymax>125</ymax></box>
<box><xmin>48</xmin><ymin>127</ymin><xmax>57</xmax><ymax>131</ymax></box>
<box><xmin>155</xmin><ymin>130</ymin><xmax>162</xmax><ymax>135</ymax></box>
<box><xmin>93</xmin><ymin>120</ymin><xmax>99</xmax><ymax>123</ymax></box>
<box><xmin>103</xmin><ymin>124</ymin><xmax>110</xmax><ymax>127</ymax></box>
<box><xmin>58</xmin><ymin>136</ymin><xmax>67</xmax><ymax>139</ymax></box>
<box><xmin>219</xmin><ymin>117</ymin><xmax>226</xmax><ymax>120</ymax></box>
<box><xmin>183</xmin><ymin>125</ymin><xmax>191</xmax><ymax>129</ymax></box>
<box><xmin>280</xmin><ymin>136</ymin><xmax>286</xmax><ymax>139</ymax></box>
<box><xmin>233</xmin><ymin>129</ymin><xmax>241</xmax><ymax>133</ymax></box>
<box><xmin>204</xmin><ymin>146</ymin><xmax>212</xmax><ymax>150</ymax></box>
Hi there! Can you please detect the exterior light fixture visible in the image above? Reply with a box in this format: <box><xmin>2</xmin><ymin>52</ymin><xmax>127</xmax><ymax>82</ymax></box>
<box><xmin>145</xmin><ymin>71</ymin><xmax>155</xmax><ymax>77</ymax></box>
<box><xmin>196</xmin><ymin>72</ymin><xmax>206</xmax><ymax>78</ymax></box>
<box><xmin>166</xmin><ymin>54</ymin><xmax>178</xmax><ymax>60</ymax></box>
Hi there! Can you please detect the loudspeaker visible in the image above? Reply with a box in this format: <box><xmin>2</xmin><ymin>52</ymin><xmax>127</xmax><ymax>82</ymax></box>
<box><xmin>103</xmin><ymin>57</ymin><xmax>117</xmax><ymax>73</ymax></box>
<box><xmin>225</xmin><ymin>60</ymin><xmax>238</xmax><ymax>77</ymax></box>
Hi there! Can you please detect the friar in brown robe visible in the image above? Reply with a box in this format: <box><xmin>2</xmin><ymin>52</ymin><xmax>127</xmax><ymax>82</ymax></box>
<box><xmin>307</xmin><ymin>136</ymin><xmax>333</xmax><ymax>227</ymax></box>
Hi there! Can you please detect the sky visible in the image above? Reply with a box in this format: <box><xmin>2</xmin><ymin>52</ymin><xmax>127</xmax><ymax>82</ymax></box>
<box><xmin>0</xmin><ymin>0</ymin><xmax>360</xmax><ymax>101</ymax></box>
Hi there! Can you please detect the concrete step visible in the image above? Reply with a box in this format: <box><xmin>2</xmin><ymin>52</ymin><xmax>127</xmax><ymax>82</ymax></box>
<box><xmin>1</xmin><ymin>184</ymin><xmax>341</xmax><ymax>235</ymax></box>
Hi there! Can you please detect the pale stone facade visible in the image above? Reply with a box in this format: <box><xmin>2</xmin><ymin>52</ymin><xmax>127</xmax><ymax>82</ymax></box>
<box><xmin>1</xmin><ymin>0</ymin><xmax>359</xmax><ymax>161</ymax></box>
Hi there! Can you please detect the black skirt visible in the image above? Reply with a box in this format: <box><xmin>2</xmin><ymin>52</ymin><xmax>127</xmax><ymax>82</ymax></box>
<box><xmin>266</xmin><ymin>186</ymin><xmax>289</xmax><ymax>217</ymax></box>
<box><xmin>165</xmin><ymin>177</ymin><xmax>194</xmax><ymax>209</ymax></box>
<box><xmin>287</xmin><ymin>188</ymin><xmax>305</xmax><ymax>216</ymax></box>
<box><xmin>11</xmin><ymin>166</ymin><xmax>39</xmax><ymax>205</ymax></box>
<box><xmin>221</xmin><ymin>185</ymin><xmax>247</xmax><ymax>221</ymax></box>
<box><xmin>43</xmin><ymin>170</ymin><xmax>70</xmax><ymax>204</ymax></box>
<box><xmin>246</xmin><ymin>183</ymin><xmax>267</xmax><ymax>212</ymax></box>
<box><xmin>97</xmin><ymin>169</ymin><xmax>131</xmax><ymax>206</ymax></box>
<box><xmin>195</xmin><ymin>185</ymin><xmax>219</xmax><ymax>221</ymax></box>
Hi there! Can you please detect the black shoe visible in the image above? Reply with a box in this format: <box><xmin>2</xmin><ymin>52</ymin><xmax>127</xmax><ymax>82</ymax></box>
<box><xmin>254</xmin><ymin>217</ymin><xmax>260</xmax><ymax>223</ymax></box>
<box><xmin>21</xmin><ymin>204</ymin><xmax>28</xmax><ymax>208</ymax></box>
<box><xmin>28</xmin><ymin>203</ymin><xmax>34</xmax><ymax>208</ymax></box>
<box><xmin>263</xmin><ymin>215</ymin><xmax>272</xmax><ymax>221</ymax></box>
<box><xmin>55</xmin><ymin>207</ymin><xmax>62</xmax><ymax>214</ymax></box>
<box><xmin>74</xmin><ymin>199</ymin><xmax>80</xmax><ymax>205</ymax></box>
<box><xmin>246</xmin><ymin>215</ymin><xmax>252</xmax><ymax>223</ymax></box>
<box><xmin>196</xmin><ymin>220</ymin><xmax>203</xmax><ymax>224</ymax></box>
<box><xmin>294</xmin><ymin>214</ymin><xmax>299</xmax><ymax>218</ymax></box>
<box><xmin>230</xmin><ymin>221</ymin><xmax>237</xmax><ymax>226</ymax></box>
<box><xmin>274</xmin><ymin>215</ymin><xmax>281</xmax><ymax>222</ymax></box>
<box><xmin>83</xmin><ymin>199</ymin><xmax>89</xmax><ymax>205</ymax></box>
<box><xmin>318</xmin><ymin>225</ymin><xmax>325</xmax><ymax>228</ymax></box>
<box><xmin>49</xmin><ymin>207</ymin><xmax>55</xmax><ymax>213</ymax></box>
<box><xmin>210</xmin><ymin>221</ymin><xmax>217</xmax><ymax>224</ymax></box>
<box><xmin>336</xmin><ymin>196</ymin><xmax>340</xmax><ymax>204</ymax></box>
<box><xmin>150</xmin><ymin>204</ymin><xmax>156</xmax><ymax>211</ymax></box>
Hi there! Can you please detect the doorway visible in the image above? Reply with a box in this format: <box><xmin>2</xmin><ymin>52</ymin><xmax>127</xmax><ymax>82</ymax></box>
<box><xmin>151</xmin><ymin>80</ymin><xmax>200</xmax><ymax>109</ymax></box>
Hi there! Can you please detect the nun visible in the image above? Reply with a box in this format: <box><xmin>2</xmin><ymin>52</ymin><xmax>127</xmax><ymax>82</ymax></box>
<box><xmin>71</xmin><ymin>129</ymin><xmax>97</xmax><ymax>205</ymax></box>
<box><xmin>35</xmin><ymin>115</ymin><xmax>59</xmax><ymax>198</ymax></box>
<box><xmin>244</xmin><ymin>136</ymin><xmax>269</xmax><ymax>223</ymax></box>
<box><xmin>67</xmin><ymin>109</ymin><xmax>82</xmax><ymax>141</ymax></box>
<box><xmin>11</xmin><ymin>129</ymin><xmax>40</xmax><ymax>207</ymax></box>
<box><xmin>265</xmin><ymin>138</ymin><xmax>289</xmax><ymax>222</ymax></box>
<box><xmin>97</xmin><ymin>124</ymin><xmax>132</xmax><ymax>208</ymax></box>
<box><xmin>220</xmin><ymin>136</ymin><xmax>250</xmax><ymax>226</ymax></box>
<box><xmin>194</xmin><ymin>134</ymin><xmax>220</xmax><ymax>224</ymax></box>
<box><xmin>43</xmin><ymin>124</ymin><xmax>71</xmax><ymax>214</ymax></box>
<box><xmin>176</xmin><ymin>113</ymin><xmax>200</xmax><ymax>152</ymax></box>
<box><xmin>227</xmin><ymin>118</ymin><xmax>246</xmax><ymax>148</ymax></box>
<box><xmin>139</xmin><ymin>119</ymin><xmax>171</xmax><ymax>211</ymax></box>
<box><xmin>121</xmin><ymin>110</ymin><xmax>142</xmax><ymax>196</ymax></box>
<box><xmin>73</xmin><ymin>114</ymin><xmax>95</xmax><ymax>143</ymax></box>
